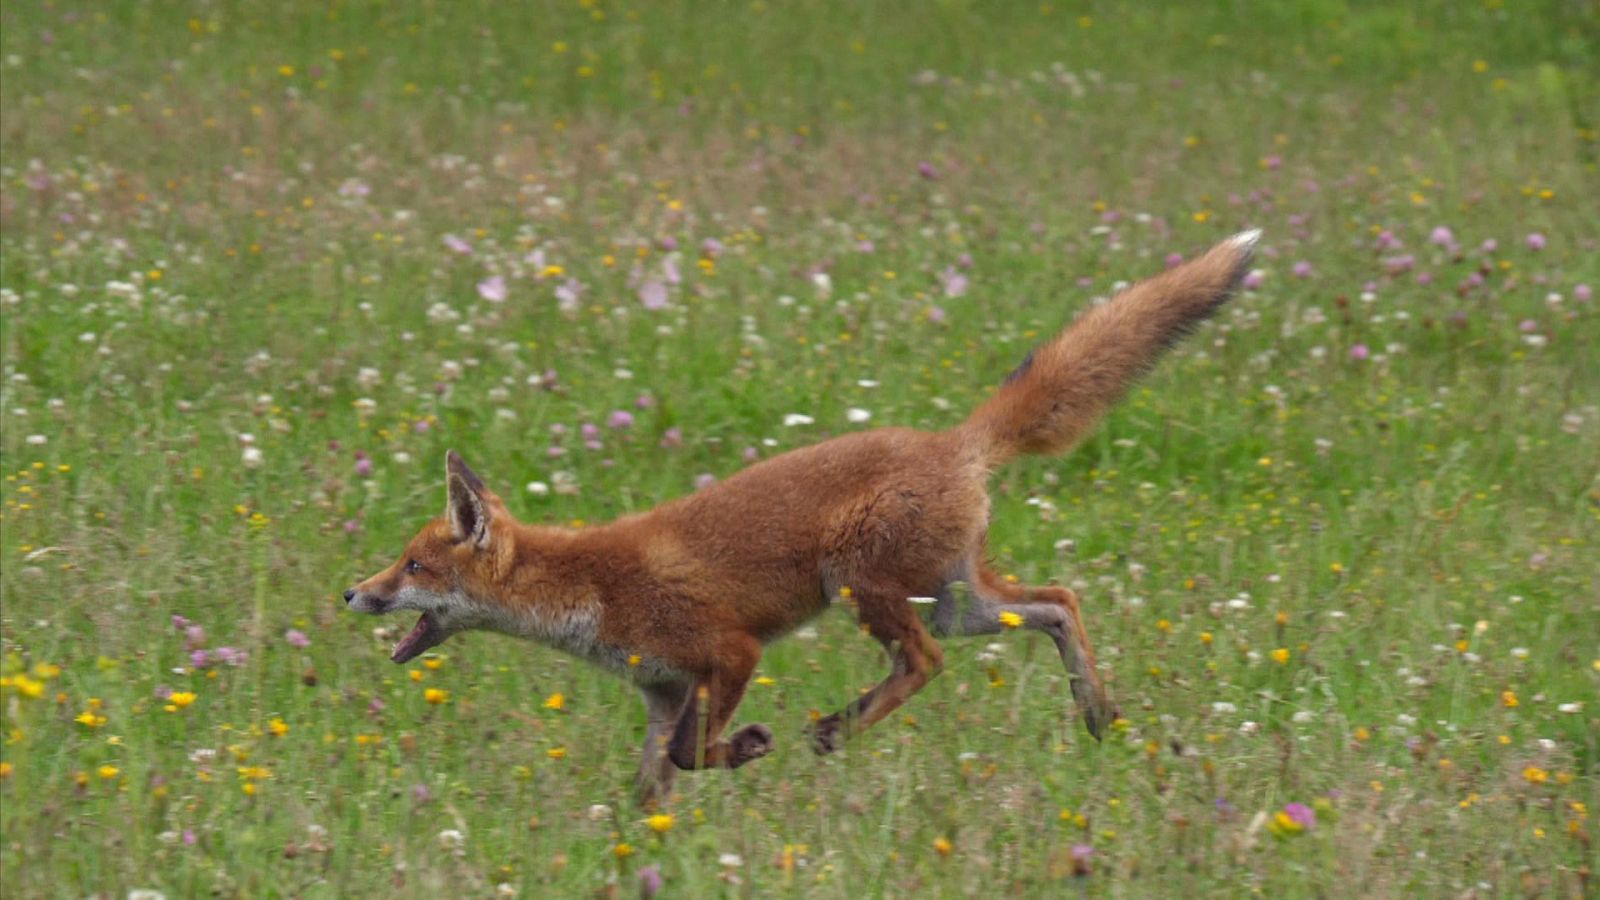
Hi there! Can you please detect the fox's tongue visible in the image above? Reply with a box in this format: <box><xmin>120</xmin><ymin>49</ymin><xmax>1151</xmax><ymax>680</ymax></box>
<box><xmin>391</xmin><ymin>612</ymin><xmax>441</xmax><ymax>664</ymax></box>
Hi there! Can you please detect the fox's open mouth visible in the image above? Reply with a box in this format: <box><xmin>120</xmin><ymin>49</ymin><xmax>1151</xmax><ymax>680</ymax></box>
<box><xmin>391</xmin><ymin>612</ymin><xmax>444</xmax><ymax>664</ymax></box>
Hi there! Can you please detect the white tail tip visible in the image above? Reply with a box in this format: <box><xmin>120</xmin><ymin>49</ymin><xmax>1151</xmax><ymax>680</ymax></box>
<box><xmin>1228</xmin><ymin>228</ymin><xmax>1263</xmax><ymax>252</ymax></box>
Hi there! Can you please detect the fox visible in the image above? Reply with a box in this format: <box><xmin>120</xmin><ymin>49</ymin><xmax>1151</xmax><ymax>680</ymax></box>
<box><xmin>345</xmin><ymin>229</ymin><xmax>1261</xmax><ymax>803</ymax></box>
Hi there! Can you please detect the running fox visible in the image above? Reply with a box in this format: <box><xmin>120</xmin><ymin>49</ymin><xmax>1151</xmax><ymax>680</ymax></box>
<box><xmin>345</xmin><ymin>229</ymin><xmax>1260</xmax><ymax>802</ymax></box>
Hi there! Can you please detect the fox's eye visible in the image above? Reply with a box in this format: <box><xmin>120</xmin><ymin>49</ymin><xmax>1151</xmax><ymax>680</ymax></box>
<box><xmin>404</xmin><ymin>559</ymin><xmax>423</xmax><ymax>575</ymax></box>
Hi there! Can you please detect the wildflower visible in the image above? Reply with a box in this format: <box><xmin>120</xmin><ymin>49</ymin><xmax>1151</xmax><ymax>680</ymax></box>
<box><xmin>998</xmin><ymin>611</ymin><xmax>1024</xmax><ymax>628</ymax></box>
<box><xmin>284</xmin><ymin>629</ymin><xmax>310</xmax><ymax>648</ymax></box>
<box><xmin>546</xmin><ymin>747</ymin><xmax>566</xmax><ymax>759</ymax></box>
<box><xmin>613</xmin><ymin>842</ymin><xmax>634</xmax><ymax>859</ymax></box>
<box><xmin>168</xmin><ymin>691</ymin><xmax>197</xmax><ymax>709</ymax></box>
<box><xmin>476</xmin><ymin>275</ymin><xmax>508</xmax><ymax>303</ymax></box>
<box><xmin>1501</xmin><ymin>690</ymin><xmax>1518</xmax><ymax>708</ymax></box>
<box><xmin>646</xmin><ymin>813</ymin><xmax>674</xmax><ymax>833</ymax></box>
<box><xmin>75</xmin><ymin>710</ymin><xmax>107</xmax><ymax>728</ymax></box>
<box><xmin>424</xmin><ymin>688</ymin><xmax>449</xmax><ymax>704</ymax></box>
<box><xmin>638</xmin><ymin>864</ymin><xmax>664</xmax><ymax>898</ymax></box>
<box><xmin>606</xmin><ymin>410</ymin><xmax>634</xmax><ymax>430</ymax></box>
<box><xmin>933</xmin><ymin>836</ymin><xmax>953</xmax><ymax>856</ymax></box>
<box><xmin>437</xmin><ymin>829</ymin><xmax>466</xmax><ymax>853</ymax></box>
<box><xmin>1348</xmin><ymin>344</ymin><xmax>1369</xmax><ymax>361</ymax></box>
<box><xmin>98</xmin><ymin>765</ymin><xmax>119</xmax><ymax>780</ymax></box>
<box><xmin>543</xmin><ymin>692</ymin><xmax>565</xmax><ymax>710</ymax></box>
<box><xmin>0</xmin><ymin>762</ymin><xmax>11</xmax><ymax>779</ymax></box>
<box><xmin>638</xmin><ymin>280</ymin><xmax>669</xmax><ymax>310</ymax></box>
<box><xmin>1270</xmin><ymin>648</ymin><xmax>1290</xmax><ymax>665</ymax></box>
<box><xmin>443</xmin><ymin>234</ymin><xmax>473</xmax><ymax>255</ymax></box>
<box><xmin>268</xmin><ymin>718</ymin><xmax>289</xmax><ymax>737</ymax></box>
<box><xmin>846</xmin><ymin>408</ymin><xmax>872</xmax><ymax>424</ymax></box>
<box><xmin>1292</xmin><ymin>261</ymin><xmax>1313</xmax><ymax>278</ymax></box>
<box><xmin>1523</xmin><ymin>766</ymin><xmax>1548</xmax><ymax>785</ymax></box>
<box><xmin>1525</xmin><ymin>232</ymin><xmax>1546</xmax><ymax>250</ymax></box>
<box><xmin>1242</xmin><ymin>269</ymin><xmax>1265</xmax><ymax>290</ymax></box>
<box><xmin>917</xmin><ymin>161</ymin><xmax>938</xmax><ymax>179</ymax></box>
<box><xmin>1069</xmin><ymin>843</ymin><xmax>1093</xmax><ymax>877</ymax></box>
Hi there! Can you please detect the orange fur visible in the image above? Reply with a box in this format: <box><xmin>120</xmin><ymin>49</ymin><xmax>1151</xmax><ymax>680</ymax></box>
<box><xmin>346</xmin><ymin>231</ymin><xmax>1259</xmax><ymax>804</ymax></box>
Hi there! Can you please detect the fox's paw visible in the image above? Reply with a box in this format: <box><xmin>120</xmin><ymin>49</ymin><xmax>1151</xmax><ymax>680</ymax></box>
<box><xmin>728</xmin><ymin>723</ymin><xmax>775</xmax><ymax>768</ymax></box>
<box><xmin>807</xmin><ymin>715</ymin><xmax>846</xmax><ymax>755</ymax></box>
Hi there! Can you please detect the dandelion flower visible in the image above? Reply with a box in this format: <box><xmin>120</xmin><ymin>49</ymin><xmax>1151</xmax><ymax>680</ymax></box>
<box><xmin>933</xmin><ymin>836</ymin><xmax>953</xmax><ymax>856</ymax></box>
<box><xmin>423</xmin><ymin>688</ymin><xmax>449</xmax><ymax>704</ymax></box>
<box><xmin>646</xmin><ymin>813</ymin><xmax>674</xmax><ymax>833</ymax></box>
<box><xmin>998</xmin><ymin>611</ymin><xmax>1024</xmax><ymax>628</ymax></box>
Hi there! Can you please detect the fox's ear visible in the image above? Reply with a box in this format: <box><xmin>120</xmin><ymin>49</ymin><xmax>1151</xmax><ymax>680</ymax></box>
<box><xmin>445</xmin><ymin>450</ymin><xmax>491</xmax><ymax>549</ymax></box>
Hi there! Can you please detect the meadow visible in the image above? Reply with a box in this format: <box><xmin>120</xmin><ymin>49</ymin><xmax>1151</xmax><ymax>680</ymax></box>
<box><xmin>1</xmin><ymin>1</ymin><xmax>1597</xmax><ymax>896</ymax></box>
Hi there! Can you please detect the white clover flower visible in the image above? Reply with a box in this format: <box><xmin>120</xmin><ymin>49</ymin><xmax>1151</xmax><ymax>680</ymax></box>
<box><xmin>846</xmin><ymin>408</ymin><xmax>872</xmax><ymax>424</ymax></box>
<box><xmin>241</xmin><ymin>446</ymin><xmax>263</xmax><ymax>468</ymax></box>
<box><xmin>783</xmin><ymin>413</ymin><xmax>815</xmax><ymax>427</ymax></box>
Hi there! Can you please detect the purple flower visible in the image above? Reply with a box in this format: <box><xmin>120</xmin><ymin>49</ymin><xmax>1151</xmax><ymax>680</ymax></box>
<box><xmin>927</xmin><ymin>306</ymin><xmax>946</xmax><ymax>324</ymax></box>
<box><xmin>638</xmin><ymin>864</ymin><xmax>664</xmax><ymax>898</ymax></box>
<box><xmin>662</xmin><ymin>256</ymin><xmax>682</xmax><ymax>285</ymax></box>
<box><xmin>1264</xmin><ymin>154</ymin><xmax>1282</xmax><ymax>170</ymax></box>
<box><xmin>607</xmin><ymin>410</ymin><xmax>635</xmax><ymax>430</ymax></box>
<box><xmin>1349</xmin><ymin>343</ymin><xmax>1370</xmax><ymax>361</ymax></box>
<box><xmin>154</xmin><ymin>684</ymin><xmax>173</xmax><ymax>700</ymax></box>
<box><xmin>182</xmin><ymin>828</ymin><xmax>197</xmax><ymax>846</ymax></box>
<box><xmin>1480</xmin><ymin>238</ymin><xmax>1498</xmax><ymax>253</ymax></box>
<box><xmin>635</xmin><ymin>393</ymin><xmax>655</xmax><ymax>410</ymax></box>
<box><xmin>1519</xmin><ymin>319</ymin><xmax>1538</xmax><ymax>333</ymax></box>
<box><xmin>1165</xmin><ymin>252</ymin><xmax>1185</xmax><ymax>269</ymax></box>
<box><xmin>1070</xmin><ymin>843</ymin><xmax>1094</xmax><ymax>876</ymax></box>
<box><xmin>580</xmin><ymin>423</ymin><xmax>600</xmax><ymax>441</ymax></box>
<box><xmin>1242</xmin><ymin>269</ymin><xmax>1265</xmax><ymax>290</ymax></box>
<box><xmin>1575</xmin><ymin>283</ymin><xmax>1592</xmax><ymax>302</ymax></box>
<box><xmin>285</xmin><ymin>629</ymin><xmax>310</xmax><ymax>648</ymax></box>
<box><xmin>659</xmin><ymin>427</ymin><xmax>683</xmax><ymax>449</ymax></box>
<box><xmin>414</xmin><ymin>419</ymin><xmax>430</xmax><ymax>434</ymax></box>
<box><xmin>957</xmin><ymin>253</ymin><xmax>973</xmax><ymax>269</ymax></box>
<box><xmin>215</xmin><ymin>646</ymin><xmax>248</xmax><ymax>667</ymax></box>
<box><xmin>940</xmin><ymin>268</ymin><xmax>969</xmax><ymax>298</ymax></box>
<box><xmin>917</xmin><ymin>161</ymin><xmax>938</xmax><ymax>180</ymax></box>
<box><xmin>1428</xmin><ymin>225</ymin><xmax>1455</xmax><ymax>247</ymax></box>
<box><xmin>693</xmin><ymin>473</ymin><xmax>717</xmax><ymax>490</ymax></box>
<box><xmin>190</xmin><ymin>649</ymin><xmax>211</xmax><ymax>669</ymax></box>
<box><xmin>476</xmin><ymin>275</ymin><xmax>507</xmax><ymax>303</ymax></box>
<box><xmin>343</xmin><ymin>519</ymin><xmax>361</xmax><ymax>534</ymax></box>
<box><xmin>1416</xmin><ymin>271</ymin><xmax>1433</xmax><ymax>286</ymax></box>
<box><xmin>368</xmin><ymin>697</ymin><xmax>386</xmax><ymax>714</ymax></box>
<box><xmin>1292</xmin><ymin>261</ymin><xmax>1313</xmax><ymax>279</ymax></box>
<box><xmin>338</xmin><ymin>179</ymin><xmax>371</xmax><ymax>199</ymax></box>
<box><xmin>1383</xmin><ymin>255</ymin><xmax>1415</xmax><ymax>274</ymax></box>
<box><xmin>1283</xmin><ymin>802</ymin><xmax>1317</xmax><ymax>830</ymax></box>
<box><xmin>1375</xmin><ymin>230</ymin><xmax>1401</xmax><ymax>250</ymax></box>
<box><xmin>1525</xmin><ymin>232</ymin><xmax>1546</xmax><ymax>251</ymax></box>
<box><xmin>742</xmin><ymin>446</ymin><xmax>759</xmax><ymax>463</ymax></box>
<box><xmin>412</xmin><ymin>783</ymin><xmax>432</xmax><ymax>804</ymax></box>
<box><xmin>443</xmin><ymin>234</ymin><xmax>473</xmax><ymax>256</ymax></box>
<box><xmin>171</xmin><ymin>614</ymin><xmax>190</xmax><ymax>631</ymax></box>
<box><xmin>700</xmin><ymin>237</ymin><xmax>724</xmax><ymax>257</ymax></box>
<box><xmin>555</xmin><ymin>278</ymin><xmax>584</xmax><ymax>309</ymax></box>
<box><xmin>638</xmin><ymin>280</ymin><xmax>669</xmax><ymax>310</ymax></box>
<box><xmin>354</xmin><ymin>454</ymin><xmax>373</xmax><ymax>477</ymax></box>
<box><xmin>855</xmin><ymin>239</ymin><xmax>876</xmax><ymax>254</ymax></box>
<box><xmin>185</xmin><ymin>625</ymin><xmax>206</xmax><ymax>649</ymax></box>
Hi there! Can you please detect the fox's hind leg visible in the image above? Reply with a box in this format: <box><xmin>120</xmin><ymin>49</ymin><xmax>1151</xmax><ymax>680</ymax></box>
<box><xmin>932</xmin><ymin>560</ymin><xmax>1115</xmax><ymax>739</ymax></box>
<box><xmin>808</xmin><ymin>580</ymin><xmax>945</xmax><ymax>754</ymax></box>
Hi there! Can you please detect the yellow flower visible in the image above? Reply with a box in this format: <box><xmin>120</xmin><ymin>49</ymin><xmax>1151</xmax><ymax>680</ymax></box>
<box><xmin>10</xmin><ymin>674</ymin><xmax>44</xmax><ymax>699</ymax></box>
<box><xmin>546</xmin><ymin>747</ymin><xmax>566</xmax><ymax>759</ymax></box>
<box><xmin>268</xmin><ymin>718</ymin><xmax>289</xmax><ymax>737</ymax></box>
<box><xmin>612</xmin><ymin>842</ymin><xmax>633</xmax><ymax>859</ymax></box>
<box><xmin>1501</xmin><ymin>690</ymin><xmax>1518</xmax><ymax>708</ymax></box>
<box><xmin>933</xmin><ymin>836</ymin><xmax>953</xmax><ymax>856</ymax></box>
<box><xmin>998</xmin><ymin>611</ymin><xmax>1024</xmax><ymax>629</ymax></box>
<box><xmin>423</xmin><ymin>688</ymin><xmax>449</xmax><ymax>704</ymax></box>
<box><xmin>169</xmin><ymin>691</ymin><xmax>197</xmax><ymax>709</ymax></box>
<box><xmin>1270</xmin><ymin>648</ymin><xmax>1290</xmax><ymax>665</ymax></box>
<box><xmin>1156</xmin><ymin>619</ymin><xmax>1172</xmax><ymax>633</ymax></box>
<box><xmin>646</xmin><ymin>813</ymin><xmax>674</xmax><ymax>833</ymax></box>
<box><xmin>1523</xmin><ymin>766</ymin><xmax>1548</xmax><ymax>785</ymax></box>
<box><xmin>543</xmin><ymin>692</ymin><xmax>565</xmax><ymax>710</ymax></box>
<box><xmin>0</xmin><ymin>762</ymin><xmax>12</xmax><ymax>779</ymax></box>
<box><xmin>423</xmin><ymin>657</ymin><xmax>443</xmax><ymax>671</ymax></box>
<box><xmin>97</xmin><ymin>765</ymin><xmax>119</xmax><ymax>780</ymax></box>
<box><xmin>409</xmin><ymin>669</ymin><xmax>424</xmax><ymax>682</ymax></box>
<box><xmin>75</xmin><ymin>710</ymin><xmax>107</xmax><ymax>728</ymax></box>
<box><xmin>1200</xmin><ymin>631</ymin><xmax>1213</xmax><ymax>645</ymax></box>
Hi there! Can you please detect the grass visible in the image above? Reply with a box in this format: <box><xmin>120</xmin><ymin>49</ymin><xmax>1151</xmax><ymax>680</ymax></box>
<box><xmin>1</xmin><ymin>0</ymin><xmax>1596</xmax><ymax>896</ymax></box>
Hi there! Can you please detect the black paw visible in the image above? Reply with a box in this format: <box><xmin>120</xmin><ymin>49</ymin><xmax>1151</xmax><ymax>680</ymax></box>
<box><xmin>729</xmin><ymin>723</ymin><xmax>775</xmax><ymax>767</ymax></box>
<box><xmin>807</xmin><ymin>716</ymin><xmax>845</xmax><ymax>755</ymax></box>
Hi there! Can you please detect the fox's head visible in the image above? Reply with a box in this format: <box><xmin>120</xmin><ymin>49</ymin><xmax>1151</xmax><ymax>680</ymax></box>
<box><xmin>344</xmin><ymin>450</ymin><xmax>514</xmax><ymax>663</ymax></box>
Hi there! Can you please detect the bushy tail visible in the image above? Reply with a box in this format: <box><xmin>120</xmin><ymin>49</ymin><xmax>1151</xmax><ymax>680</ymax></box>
<box><xmin>963</xmin><ymin>230</ymin><xmax>1260</xmax><ymax>465</ymax></box>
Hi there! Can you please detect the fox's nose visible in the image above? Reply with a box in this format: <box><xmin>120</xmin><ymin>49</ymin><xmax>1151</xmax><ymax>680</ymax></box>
<box><xmin>343</xmin><ymin>589</ymin><xmax>356</xmax><ymax>604</ymax></box>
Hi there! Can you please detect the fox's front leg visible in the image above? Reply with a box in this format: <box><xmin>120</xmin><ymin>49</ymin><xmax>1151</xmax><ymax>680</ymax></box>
<box><xmin>635</xmin><ymin>682</ymin><xmax>688</xmax><ymax>807</ymax></box>
<box><xmin>665</xmin><ymin>634</ymin><xmax>774</xmax><ymax>771</ymax></box>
